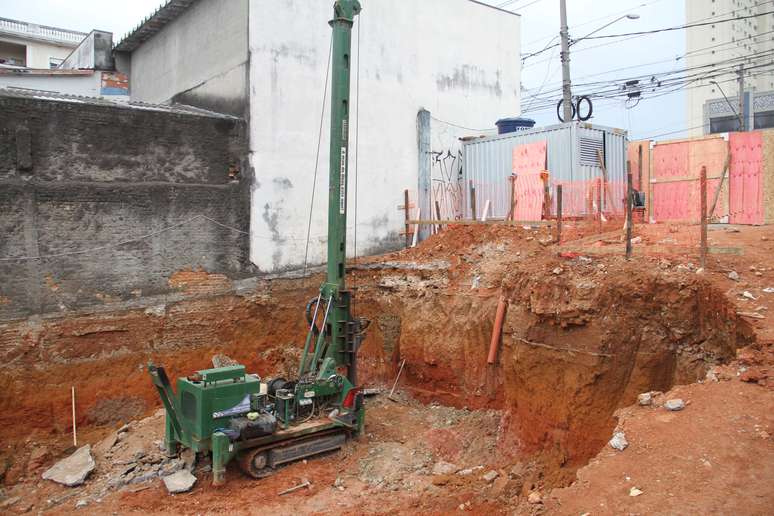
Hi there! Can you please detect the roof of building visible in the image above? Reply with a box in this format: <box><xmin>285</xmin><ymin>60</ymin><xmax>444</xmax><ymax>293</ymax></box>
<box><xmin>0</xmin><ymin>17</ymin><xmax>87</xmax><ymax>47</ymax></box>
<box><xmin>0</xmin><ymin>87</ymin><xmax>241</xmax><ymax>120</ymax></box>
<box><xmin>115</xmin><ymin>0</ymin><xmax>518</xmax><ymax>53</ymax></box>
<box><xmin>114</xmin><ymin>0</ymin><xmax>197</xmax><ymax>52</ymax></box>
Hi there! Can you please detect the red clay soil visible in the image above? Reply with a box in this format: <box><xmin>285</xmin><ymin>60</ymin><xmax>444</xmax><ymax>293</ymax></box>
<box><xmin>0</xmin><ymin>222</ymin><xmax>772</xmax><ymax>515</ymax></box>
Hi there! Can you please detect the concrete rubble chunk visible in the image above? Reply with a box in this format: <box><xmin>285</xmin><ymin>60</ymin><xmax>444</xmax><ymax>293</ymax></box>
<box><xmin>431</xmin><ymin>461</ymin><xmax>458</xmax><ymax>476</ymax></box>
<box><xmin>528</xmin><ymin>491</ymin><xmax>543</xmax><ymax>504</ymax></box>
<box><xmin>94</xmin><ymin>432</ymin><xmax>118</xmax><ymax>456</ymax></box>
<box><xmin>609</xmin><ymin>432</ymin><xmax>629</xmax><ymax>451</ymax></box>
<box><xmin>664</xmin><ymin>399</ymin><xmax>686</xmax><ymax>411</ymax></box>
<box><xmin>637</xmin><ymin>392</ymin><xmax>653</xmax><ymax>406</ymax></box>
<box><xmin>42</xmin><ymin>445</ymin><xmax>95</xmax><ymax>487</ymax></box>
<box><xmin>482</xmin><ymin>470</ymin><xmax>499</xmax><ymax>483</ymax></box>
<box><xmin>728</xmin><ymin>271</ymin><xmax>740</xmax><ymax>281</ymax></box>
<box><xmin>629</xmin><ymin>486</ymin><xmax>644</xmax><ymax>497</ymax></box>
<box><xmin>180</xmin><ymin>448</ymin><xmax>197</xmax><ymax>471</ymax></box>
<box><xmin>163</xmin><ymin>469</ymin><xmax>197</xmax><ymax>494</ymax></box>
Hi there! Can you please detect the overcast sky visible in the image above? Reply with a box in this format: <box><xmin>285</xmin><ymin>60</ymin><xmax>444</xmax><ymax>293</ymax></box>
<box><xmin>0</xmin><ymin>0</ymin><xmax>686</xmax><ymax>140</ymax></box>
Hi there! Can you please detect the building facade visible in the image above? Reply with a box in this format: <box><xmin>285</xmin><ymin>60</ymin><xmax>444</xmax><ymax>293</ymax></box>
<box><xmin>116</xmin><ymin>0</ymin><xmax>522</xmax><ymax>273</ymax></box>
<box><xmin>685</xmin><ymin>0</ymin><xmax>774</xmax><ymax>136</ymax></box>
<box><xmin>0</xmin><ymin>17</ymin><xmax>85</xmax><ymax>69</ymax></box>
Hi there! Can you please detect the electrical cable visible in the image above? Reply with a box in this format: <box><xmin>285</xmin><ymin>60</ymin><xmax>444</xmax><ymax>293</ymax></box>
<box><xmin>429</xmin><ymin>115</ymin><xmax>497</xmax><ymax>133</ymax></box>
<box><xmin>522</xmin><ymin>8</ymin><xmax>774</xmax><ymax>62</ymax></box>
<box><xmin>302</xmin><ymin>35</ymin><xmax>333</xmax><ymax>284</ymax></box>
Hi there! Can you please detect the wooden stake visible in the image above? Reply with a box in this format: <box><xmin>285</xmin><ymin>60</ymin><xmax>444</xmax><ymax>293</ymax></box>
<box><xmin>71</xmin><ymin>386</ymin><xmax>77</xmax><ymax>447</ymax></box>
<box><xmin>700</xmin><ymin>165</ymin><xmax>708</xmax><ymax>268</ymax></box>
<box><xmin>709</xmin><ymin>152</ymin><xmax>731</xmax><ymax>220</ymax></box>
<box><xmin>597</xmin><ymin>178</ymin><xmax>603</xmax><ymax>234</ymax></box>
<box><xmin>556</xmin><ymin>184</ymin><xmax>563</xmax><ymax>244</ymax></box>
<box><xmin>626</xmin><ymin>163</ymin><xmax>633</xmax><ymax>260</ymax></box>
<box><xmin>469</xmin><ymin>180</ymin><xmax>477</xmax><ymax>221</ymax></box>
<box><xmin>389</xmin><ymin>359</ymin><xmax>407</xmax><ymax>400</ymax></box>
<box><xmin>403</xmin><ymin>189</ymin><xmax>411</xmax><ymax>248</ymax></box>
<box><xmin>506</xmin><ymin>176</ymin><xmax>516</xmax><ymax>222</ymax></box>
<box><xmin>435</xmin><ymin>200</ymin><xmax>442</xmax><ymax>233</ymax></box>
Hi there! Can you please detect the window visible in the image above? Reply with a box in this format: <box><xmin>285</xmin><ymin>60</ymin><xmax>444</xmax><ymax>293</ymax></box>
<box><xmin>710</xmin><ymin>115</ymin><xmax>741</xmax><ymax>134</ymax></box>
<box><xmin>753</xmin><ymin>111</ymin><xmax>774</xmax><ymax>130</ymax></box>
<box><xmin>49</xmin><ymin>57</ymin><xmax>63</xmax><ymax>69</ymax></box>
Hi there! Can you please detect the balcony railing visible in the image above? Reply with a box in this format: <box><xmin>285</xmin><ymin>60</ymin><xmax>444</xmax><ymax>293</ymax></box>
<box><xmin>0</xmin><ymin>17</ymin><xmax>86</xmax><ymax>45</ymax></box>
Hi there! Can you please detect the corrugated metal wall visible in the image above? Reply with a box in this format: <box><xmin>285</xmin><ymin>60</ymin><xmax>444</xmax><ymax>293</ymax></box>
<box><xmin>462</xmin><ymin>122</ymin><xmax>628</xmax><ymax>219</ymax></box>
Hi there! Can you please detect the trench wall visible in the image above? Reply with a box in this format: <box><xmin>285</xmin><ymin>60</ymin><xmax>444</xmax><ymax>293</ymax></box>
<box><xmin>0</xmin><ymin>95</ymin><xmax>251</xmax><ymax>322</ymax></box>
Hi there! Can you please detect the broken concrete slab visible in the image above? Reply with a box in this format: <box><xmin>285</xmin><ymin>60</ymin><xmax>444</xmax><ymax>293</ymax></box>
<box><xmin>163</xmin><ymin>469</ymin><xmax>197</xmax><ymax>494</ymax></box>
<box><xmin>42</xmin><ymin>445</ymin><xmax>95</xmax><ymax>487</ymax></box>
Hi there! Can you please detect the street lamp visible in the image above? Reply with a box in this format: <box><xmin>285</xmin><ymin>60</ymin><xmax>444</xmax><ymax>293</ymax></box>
<box><xmin>559</xmin><ymin>2</ymin><xmax>640</xmax><ymax>122</ymax></box>
<box><xmin>571</xmin><ymin>14</ymin><xmax>640</xmax><ymax>45</ymax></box>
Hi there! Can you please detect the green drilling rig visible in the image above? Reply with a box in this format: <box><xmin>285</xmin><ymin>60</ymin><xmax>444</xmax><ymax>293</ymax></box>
<box><xmin>148</xmin><ymin>0</ymin><xmax>367</xmax><ymax>486</ymax></box>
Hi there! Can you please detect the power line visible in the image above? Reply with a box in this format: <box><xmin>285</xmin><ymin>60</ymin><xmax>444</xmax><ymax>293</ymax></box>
<box><xmin>582</xmin><ymin>10</ymin><xmax>774</xmax><ymax>41</ymax></box>
<box><xmin>522</xmin><ymin>8</ymin><xmax>774</xmax><ymax>62</ymax></box>
<box><xmin>520</xmin><ymin>49</ymin><xmax>774</xmax><ymax>111</ymax></box>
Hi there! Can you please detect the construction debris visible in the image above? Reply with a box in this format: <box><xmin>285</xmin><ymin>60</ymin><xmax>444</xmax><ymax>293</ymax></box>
<box><xmin>42</xmin><ymin>445</ymin><xmax>95</xmax><ymax>487</ymax></box>
<box><xmin>637</xmin><ymin>392</ymin><xmax>653</xmax><ymax>406</ymax></box>
<box><xmin>162</xmin><ymin>470</ymin><xmax>197</xmax><ymax>494</ymax></box>
<box><xmin>664</xmin><ymin>399</ymin><xmax>686</xmax><ymax>412</ymax></box>
<box><xmin>278</xmin><ymin>479</ymin><xmax>311</xmax><ymax>496</ymax></box>
<box><xmin>609</xmin><ymin>432</ymin><xmax>629</xmax><ymax>451</ymax></box>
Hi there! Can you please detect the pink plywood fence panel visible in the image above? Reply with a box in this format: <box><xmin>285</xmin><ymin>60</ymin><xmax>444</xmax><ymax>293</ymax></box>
<box><xmin>511</xmin><ymin>141</ymin><xmax>547</xmax><ymax>221</ymax></box>
<box><xmin>651</xmin><ymin>138</ymin><xmax>726</xmax><ymax>223</ymax></box>
<box><xmin>729</xmin><ymin>132</ymin><xmax>764</xmax><ymax>225</ymax></box>
<box><xmin>512</xmin><ymin>173</ymin><xmax>544</xmax><ymax>221</ymax></box>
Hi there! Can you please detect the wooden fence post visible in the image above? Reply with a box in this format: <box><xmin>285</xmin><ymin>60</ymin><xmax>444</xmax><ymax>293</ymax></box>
<box><xmin>404</xmin><ymin>189</ymin><xmax>411</xmax><ymax>248</ymax></box>
<box><xmin>626</xmin><ymin>162</ymin><xmax>633</xmax><ymax>260</ymax></box>
<box><xmin>700</xmin><ymin>166</ymin><xmax>708</xmax><ymax>268</ymax></box>
<box><xmin>556</xmin><ymin>185</ymin><xmax>563</xmax><ymax>244</ymax></box>
<box><xmin>470</xmin><ymin>180</ymin><xmax>477</xmax><ymax>221</ymax></box>
<box><xmin>597</xmin><ymin>178</ymin><xmax>603</xmax><ymax>234</ymax></box>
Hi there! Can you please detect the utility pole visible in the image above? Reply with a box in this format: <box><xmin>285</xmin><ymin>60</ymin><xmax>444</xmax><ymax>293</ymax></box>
<box><xmin>559</xmin><ymin>0</ymin><xmax>573</xmax><ymax>122</ymax></box>
<box><xmin>737</xmin><ymin>64</ymin><xmax>745</xmax><ymax>132</ymax></box>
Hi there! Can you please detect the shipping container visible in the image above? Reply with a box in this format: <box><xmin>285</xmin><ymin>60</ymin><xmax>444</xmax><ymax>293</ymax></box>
<box><xmin>461</xmin><ymin>122</ymin><xmax>628</xmax><ymax>219</ymax></box>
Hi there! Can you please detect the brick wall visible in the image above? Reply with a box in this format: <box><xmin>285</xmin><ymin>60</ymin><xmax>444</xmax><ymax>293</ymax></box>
<box><xmin>0</xmin><ymin>95</ymin><xmax>251</xmax><ymax>321</ymax></box>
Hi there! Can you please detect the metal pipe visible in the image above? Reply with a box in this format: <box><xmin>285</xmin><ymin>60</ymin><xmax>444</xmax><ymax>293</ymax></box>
<box><xmin>299</xmin><ymin>293</ymin><xmax>323</xmax><ymax>377</ymax></box>
<box><xmin>310</xmin><ymin>296</ymin><xmax>333</xmax><ymax>374</ymax></box>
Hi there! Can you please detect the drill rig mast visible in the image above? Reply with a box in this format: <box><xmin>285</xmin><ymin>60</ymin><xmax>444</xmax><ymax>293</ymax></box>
<box><xmin>148</xmin><ymin>0</ymin><xmax>365</xmax><ymax>486</ymax></box>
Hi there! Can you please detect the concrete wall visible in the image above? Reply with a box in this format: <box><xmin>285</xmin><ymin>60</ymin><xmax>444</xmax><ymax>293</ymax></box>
<box><xmin>0</xmin><ymin>95</ymin><xmax>251</xmax><ymax>322</ymax></box>
<box><xmin>123</xmin><ymin>0</ymin><xmax>249</xmax><ymax>117</ymax></box>
<box><xmin>249</xmin><ymin>0</ymin><xmax>521</xmax><ymax>272</ymax></box>
<box><xmin>60</xmin><ymin>30</ymin><xmax>114</xmax><ymax>71</ymax></box>
<box><xmin>0</xmin><ymin>71</ymin><xmax>103</xmax><ymax>96</ymax></box>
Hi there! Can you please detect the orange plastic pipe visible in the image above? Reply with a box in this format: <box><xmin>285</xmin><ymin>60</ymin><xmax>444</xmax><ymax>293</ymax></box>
<box><xmin>487</xmin><ymin>295</ymin><xmax>508</xmax><ymax>365</ymax></box>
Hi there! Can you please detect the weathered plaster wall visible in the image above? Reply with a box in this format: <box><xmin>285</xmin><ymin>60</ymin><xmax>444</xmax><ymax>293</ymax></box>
<box><xmin>124</xmin><ymin>0</ymin><xmax>249</xmax><ymax>117</ymax></box>
<box><xmin>0</xmin><ymin>95</ymin><xmax>251</xmax><ymax>322</ymax></box>
<box><xmin>249</xmin><ymin>0</ymin><xmax>521</xmax><ymax>272</ymax></box>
